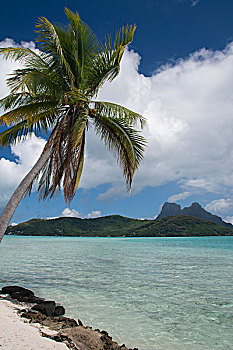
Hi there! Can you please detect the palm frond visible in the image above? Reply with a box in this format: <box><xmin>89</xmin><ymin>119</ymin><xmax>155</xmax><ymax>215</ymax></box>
<box><xmin>0</xmin><ymin>100</ymin><xmax>59</xmax><ymax>126</ymax></box>
<box><xmin>73</xmin><ymin>109</ymin><xmax>88</xmax><ymax>147</ymax></box>
<box><xmin>0</xmin><ymin>121</ymin><xmax>28</xmax><ymax>146</ymax></box>
<box><xmin>64</xmin><ymin>88</ymin><xmax>89</xmax><ymax>105</ymax></box>
<box><xmin>36</xmin><ymin>16</ymin><xmax>75</xmax><ymax>86</ymax></box>
<box><xmin>74</xmin><ymin>131</ymin><xmax>85</xmax><ymax>190</ymax></box>
<box><xmin>65</xmin><ymin>7</ymin><xmax>99</xmax><ymax>84</ymax></box>
<box><xmin>6</xmin><ymin>68</ymin><xmax>65</xmax><ymax>97</ymax></box>
<box><xmin>0</xmin><ymin>111</ymin><xmax>56</xmax><ymax>146</ymax></box>
<box><xmin>91</xmin><ymin>113</ymin><xmax>146</xmax><ymax>190</ymax></box>
<box><xmin>0</xmin><ymin>92</ymin><xmax>31</xmax><ymax>111</ymax></box>
<box><xmin>0</xmin><ymin>46</ymin><xmax>71</xmax><ymax>97</ymax></box>
<box><xmin>37</xmin><ymin>107</ymin><xmax>86</xmax><ymax>202</ymax></box>
<box><xmin>0</xmin><ymin>47</ymin><xmax>48</xmax><ymax>67</ymax></box>
<box><xmin>85</xmin><ymin>25</ymin><xmax>136</xmax><ymax>96</ymax></box>
<box><xmin>93</xmin><ymin>101</ymin><xmax>146</xmax><ymax>128</ymax></box>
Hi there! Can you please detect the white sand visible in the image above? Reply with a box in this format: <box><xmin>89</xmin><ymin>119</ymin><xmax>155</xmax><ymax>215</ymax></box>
<box><xmin>0</xmin><ymin>299</ymin><xmax>68</xmax><ymax>350</ymax></box>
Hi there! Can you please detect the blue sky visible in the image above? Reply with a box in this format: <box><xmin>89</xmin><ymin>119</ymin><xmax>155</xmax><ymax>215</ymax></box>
<box><xmin>1</xmin><ymin>0</ymin><xmax>233</xmax><ymax>223</ymax></box>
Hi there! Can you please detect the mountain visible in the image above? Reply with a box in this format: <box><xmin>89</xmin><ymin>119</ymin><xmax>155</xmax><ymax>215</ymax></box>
<box><xmin>156</xmin><ymin>202</ymin><xmax>232</xmax><ymax>228</ymax></box>
<box><xmin>6</xmin><ymin>214</ymin><xmax>233</xmax><ymax>237</ymax></box>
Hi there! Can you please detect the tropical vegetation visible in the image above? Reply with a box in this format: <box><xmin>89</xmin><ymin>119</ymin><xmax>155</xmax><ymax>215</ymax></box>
<box><xmin>6</xmin><ymin>215</ymin><xmax>233</xmax><ymax>237</ymax></box>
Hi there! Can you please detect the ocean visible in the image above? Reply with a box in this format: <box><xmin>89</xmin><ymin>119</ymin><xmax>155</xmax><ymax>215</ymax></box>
<box><xmin>0</xmin><ymin>235</ymin><xmax>232</xmax><ymax>350</ymax></box>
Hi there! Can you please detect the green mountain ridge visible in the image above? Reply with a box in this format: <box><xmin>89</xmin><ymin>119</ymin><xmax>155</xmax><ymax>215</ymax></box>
<box><xmin>6</xmin><ymin>214</ymin><xmax>233</xmax><ymax>237</ymax></box>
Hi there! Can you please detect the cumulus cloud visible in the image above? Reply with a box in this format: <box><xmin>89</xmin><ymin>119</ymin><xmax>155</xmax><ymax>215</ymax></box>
<box><xmin>61</xmin><ymin>208</ymin><xmax>81</xmax><ymax>218</ymax></box>
<box><xmin>0</xmin><ymin>133</ymin><xmax>46</xmax><ymax>208</ymax></box>
<box><xmin>60</xmin><ymin>208</ymin><xmax>101</xmax><ymax>219</ymax></box>
<box><xmin>94</xmin><ymin>43</ymin><xmax>233</xmax><ymax>200</ymax></box>
<box><xmin>86</xmin><ymin>210</ymin><xmax>102</xmax><ymax>218</ymax></box>
<box><xmin>168</xmin><ymin>191</ymin><xmax>192</xmax><ymax>202</ymax></box>
<box><xmin>2</xmin><ymin>38</ymin><xmax>233</xmax><ymax>207</ymax></box>
<box><xmin>224</xmin><ymin>216</ymin><xmax>233</xmax><ymax>224</ymax></box>
<box><xmin>205</xmin><ymin>199</ymin><xmax>233</xmax><ymax>216</ymax></box>
<box><xmin>0</xmin><ymin>38</ymin><xmax>36</xmax><ymax>99</ymax></box>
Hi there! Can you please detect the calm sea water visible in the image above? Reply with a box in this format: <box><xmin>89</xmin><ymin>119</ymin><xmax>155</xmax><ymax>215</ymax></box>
<box><xmin>0</xmin><ymin>236</ymin><xmax>233</xmax><ymax>350</ymax></box>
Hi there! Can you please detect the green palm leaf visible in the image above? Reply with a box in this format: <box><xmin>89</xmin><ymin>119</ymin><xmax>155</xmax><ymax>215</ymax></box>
<box><xmin>36</xmin><ymin>16</ymin><xmax>75</xmax><ymax>86</ymax></box>
<box><xmin>93</xmin><ymin>101</ymin><xmax>146</xmax><ymax>128</ymax></box>
<box><xmin>91</xmin><ymin>113</ymin><xmax>146</xmax><ymax>190</ymax></box>
<box><xmin>64</xmin><ymin>8</ymin><xmax>99</xmax><ymax>83</ymax></box>
<box><xmin>85</xmin><ymin>25</ymin><xmax>136</xmax><ymax>96</ymax></box>
<box><xmin>0</xmin><ymin>100</ymin><xmax>59</xmax><ymax>126</ymax></box>
<box><xmin>0</xmin><ymin>47</ymin><xmax>48</xmax><ymax>67</ymax></box>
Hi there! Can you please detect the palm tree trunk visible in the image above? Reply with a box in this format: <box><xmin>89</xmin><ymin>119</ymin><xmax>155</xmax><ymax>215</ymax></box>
<box><xmin>0</xmin><ymin>147</ymin><xmax>50</xmax><ymax>243</ymax></box>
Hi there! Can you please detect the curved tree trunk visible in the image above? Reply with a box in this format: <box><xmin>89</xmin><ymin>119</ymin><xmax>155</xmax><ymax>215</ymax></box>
<box><xmin>0</xmin><ymin>147</ymin><xmax>51</xmax><ymax>243</ymax></box>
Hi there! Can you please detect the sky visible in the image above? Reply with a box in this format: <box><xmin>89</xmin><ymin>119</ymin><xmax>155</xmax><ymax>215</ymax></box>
<box><xmin>1</xmin><ymin>0</ymin><xmax>233</xmax><ymax>224</ymax></box>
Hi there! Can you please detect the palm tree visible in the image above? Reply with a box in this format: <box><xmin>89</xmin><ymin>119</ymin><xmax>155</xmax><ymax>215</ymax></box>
<box><xmin>0</xmin><ymin>8</ymin><xmax>146</xmax><ymax>242</ymax></box>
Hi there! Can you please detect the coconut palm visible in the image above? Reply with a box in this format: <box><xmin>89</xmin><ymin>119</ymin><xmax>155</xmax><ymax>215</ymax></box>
<box><xmin>0</xmin><ymin>8</ymin><xmax>146</xmax><ymax>242</ymax></box>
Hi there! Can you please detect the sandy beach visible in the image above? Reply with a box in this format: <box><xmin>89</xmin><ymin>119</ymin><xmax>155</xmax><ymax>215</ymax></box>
<box><xmin>0</xmin><ymin>287</ymin><xmax>138</xmax><ymax>350</ymax></box>
<box><xmin>0</xmin><ymin>298</ymin><xmax>68</xmax><ymax>350</ymax></box>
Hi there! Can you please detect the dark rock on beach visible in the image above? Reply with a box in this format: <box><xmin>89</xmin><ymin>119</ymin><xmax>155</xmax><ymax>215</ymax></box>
<box><xmin>54</xmin><ymin>305</ymin><xmax>66</xmax><ymax>316</ymax></box>
<box><xmin>1</xmin><ymin>285</ymin><xmax>34</xmax><ymax>296</ymax></box>
<box><xmin>20</xmin><ymin>310</ymin><xmax>78</xmax><ymax>330</ymax></box>
<box><xmin>11</xmin><ymin>293</ymin><xmax>45</xmax><ymax>303</ymax></box>
<box><xmin>0</xmin><ymin>286</ymin><xmax>46</xmax><ymax>303</ymax></box>
<box><xmin>31</xmin><ymin>301</ymin><xmax>56</xmax><ymax>317</ymax></box>
<box><xmin>59</xmin><ymin>326</ymin><xmax>134</xmax><ymax>350</ymax></box>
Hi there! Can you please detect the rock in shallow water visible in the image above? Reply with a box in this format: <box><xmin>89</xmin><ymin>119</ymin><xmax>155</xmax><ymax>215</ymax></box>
<box><xmin>1</xmin><ymin>285</ymin><xmax>34</xmax><ymax>296</ymax></box>
<box><xmin>31</xmin><ymin>301</ymin><xmax>56</xmax><ymax>317</ymax></box>
<box><xmin>54</xmin><ymin>305</ymin><xmax>65</xmax><ymax>317</ymax></box>
<box><xmin>11</xmin><ymin>292</ymin><xmax>45</xmax><ymax>303</ymax></box>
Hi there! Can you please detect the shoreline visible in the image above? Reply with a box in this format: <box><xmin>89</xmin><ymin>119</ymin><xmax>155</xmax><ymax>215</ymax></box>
<box><xmin>0</xmin><ymin>297</ymin><xmax>68</xmax><ymax>350</ymax></box>
<box><xmin>0</xmin><ymin>286</ymin><xmax>138</xmax><ymax>350</ymax></box>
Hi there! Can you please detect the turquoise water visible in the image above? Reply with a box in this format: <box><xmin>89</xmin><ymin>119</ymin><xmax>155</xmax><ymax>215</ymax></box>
<box><xmin>0</xmin><ymin>236</ymin><xmax>233</xmax><ymax>350</ymax></box>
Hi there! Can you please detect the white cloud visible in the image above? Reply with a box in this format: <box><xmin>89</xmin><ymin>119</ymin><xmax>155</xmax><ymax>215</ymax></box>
<box><xmin>2</xmin><ymin>38</ymin><xmax>233</xmax><ymax>206</ymax></box>
<box><xmin>205</xmin><ymin>199</ymin><xmax>233</xmax><ymax>216</ymax></box>
<box><xmin>61</xmin><ymin>208</ymin><xmax>81</xmax><ymax>218</ymax></box>
<box><xmin>86</xmin><ymin>210</ymin><xmax>102</xmax><ymax>219</ymax></box>
<box><xmin>224</xmin><ymin>216</ymin><xmax>233</xmax><ymax>224</ymax></box>
<box><xmin>60</xmin><ymin>208</ymin><xmax>101</xmax><ymax>219</ymax></box>
<box><xmin>0</xmin><ymin>39</ymin><xmax>36</xmax><ymax>99</ymax></box>
<box><xmin>0</xmin><ymin>133</ymin><xmax>46</xmax><ymax>208</ymax></box>
<box><xmin>168</xmin><ymin>191</ymin><xmax>191</xmax><ymax>202</ymax></box>
<box><xmin>93</xmin><ymin>43</ymin><xmax>233</xmax><ymax>200</ymax></box>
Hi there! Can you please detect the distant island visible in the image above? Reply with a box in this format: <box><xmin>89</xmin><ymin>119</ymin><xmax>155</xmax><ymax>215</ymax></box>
<box><xmin>156</xmin><ymin>201</ymin><xmax>232</xmax><ymax>227</ymax></box>
<box><xmin>6</xmin><ymin>202</ymin><xmax>233</xmax><ymax>237</ymax></box>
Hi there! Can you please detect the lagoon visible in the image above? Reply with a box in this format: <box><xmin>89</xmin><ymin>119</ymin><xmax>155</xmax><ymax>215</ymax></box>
<box><xmin>0</xmin><ymin>236</ymin><xmax>233</xmax><ymax>350</ymax></box>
